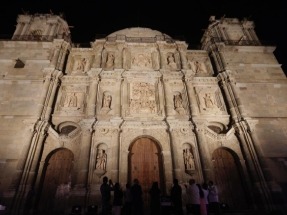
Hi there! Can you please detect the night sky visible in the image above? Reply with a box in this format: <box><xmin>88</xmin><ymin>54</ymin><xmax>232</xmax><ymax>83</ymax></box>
<box><xmin>1</xmin><ymin>0</ymin><xmax>286</xmax><ymax>74</ymax></box>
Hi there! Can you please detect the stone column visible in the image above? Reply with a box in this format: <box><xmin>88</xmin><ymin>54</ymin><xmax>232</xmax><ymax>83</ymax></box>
<box><xmin>13</xmin><ymin>22</ymin><xmax>24</xmax><ymax>38</ymax></box>
<box><xmin>86</xmin><ymin>76</ymin><xmax>99</xmax><ymax>116</ymax></box>
<box><xmin>193</xmin><ymin>120</ymin><xmax>211</xmax><ymax>181</ymax></box>
<box><xmin>114</xmin><ymin>75</ymin><xmax>123</xmax><ymax>118</ymax></box>
<box><xmin>36</xmin><ymin>70</ymin><xmax>53</xmax><ymax>118</ymax></box>
<box><xmin>44</xmin><ymin>70</ymin><xmax>63</xmax><ymax>120</ymax></box>
<box><xmin>75</xmin><ymin>120</ymin><xmax>94</xmax><ymax>189</ymax></box>
<box><xmin>51</xmin><ymin>48</ymin><xmax>60</xmax><ymax>67</ymax></box>
<box><xmin>169</xmin><ymin>129</ymin><xmax>181</xmax><ymax>180</ymax></box>
<box><xmin>21</xmin><ymin>21</ymin><xmax>30</xmax><ymax>36</ymax></box>
<box><xmin>234</xmin><ymin>121</ymin><xmax>273</xmax><ymax>211</ymax></box>
<box><xmin>49</xmin><ymin>23</ymin><xmax>57</xmax><ymax>37</ymax></box>
<box><xmin>185</xmin><ymin>81</ymin><xmax>200</xmax><ymax>115</ymax></box>
<box><xmin>109</xmin><ymin>127</ymin><xmax>121</xmax><ymax>182</ymax></box>
<box><xmin>10</xmin><ymin>120</ymin><xmax>49</xmax><ymax>215</ymax></box>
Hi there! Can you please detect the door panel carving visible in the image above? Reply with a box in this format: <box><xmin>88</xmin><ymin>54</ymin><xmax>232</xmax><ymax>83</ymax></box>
<box><xmin>212</xmin><ymin>148</ymin><xmax>248</xmax><ymax>210</ymax></box>
<box><xmin>129</xmin><ymin>137</ymin><xmax>163</xmax><ymax>206</ymax></box>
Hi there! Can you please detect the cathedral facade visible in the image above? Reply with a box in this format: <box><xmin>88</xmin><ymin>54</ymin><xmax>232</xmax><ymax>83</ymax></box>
<box><xmin>0</xmin><ymin>13</ymin><xmax>286</xmax><ymax>215</ymax></box>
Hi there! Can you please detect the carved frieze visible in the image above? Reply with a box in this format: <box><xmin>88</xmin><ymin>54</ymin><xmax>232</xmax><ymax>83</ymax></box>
<box><xmin>127</xmin><ymin>82</ymin><xmax>157</xmax><ymax>115</ymax></box>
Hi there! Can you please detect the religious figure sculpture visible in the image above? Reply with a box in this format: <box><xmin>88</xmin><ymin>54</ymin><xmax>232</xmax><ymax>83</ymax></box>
<box><xmin>64</xmin><ymin>93</ymin><xmax>77</xmax><ymax>107</ymax></box>
<box><xmin>183</xmin><ymin>149</ymin><xmax>195</xmax><ymax>171</ymax></box>
<box><xmin>102</xmin><ymin>93</ymin><xmax>112</xmax><ymax>109</ymax></box>
<box><xmin>96</xmin><ymin>149</ymin><xmax>107</xmax><ymax>170</ymax></box>
<box><xmin>106</xmin><ymin>53</ymin><xmax>115</xmax><ymax>69</ymax></box>
<box><xmin>204</xmin><ymin>93</ymin><xmax>214</xmax><ymax>108</ymax></box>
<box><xmin>174</xmin><ymin>93</ymin><xmax>183</xmax><ymax>109</ymax></box>
<box><xmin>167</xmin><ymin>54</ymin><xmax>177</xmax><ymax>69</ymax></box>
<box><xmin>76</xmin><ymin>58</ymin><xmax>87</xmax><ymax>71</ymax></box>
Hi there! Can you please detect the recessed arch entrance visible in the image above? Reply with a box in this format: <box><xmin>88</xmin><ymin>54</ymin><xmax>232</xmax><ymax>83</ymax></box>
<box><xmin>128</xmin><ymin>137</ymin><xmax>164</xmax><ymax>206</ymax></box>
<box><xmin>37</xmin><ymin>148</ymin><xmax>74</xmax><ymax>214</ymax></box>
<box><xmin>212</xmin><ymin>148</ymin><xmax>248</xmax><ymax>210</ymax></box>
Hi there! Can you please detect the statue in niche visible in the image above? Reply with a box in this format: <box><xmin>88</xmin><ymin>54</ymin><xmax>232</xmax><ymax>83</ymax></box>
<box><xmin>174</xmin><ymin>93</ymin><xmax>183</xmax><ymax>109</ymax></box>
<box><xmin>183</xmin><ymin>149</ymin><xmax>195</xmax><ymax>170</ymax></box>
<box><xmin>105</xmin><ymin>52</ymin><xmax>115</xmax><ymax>69</ymax></box>
<box><xmin>95</xmin><ymin>149</ymin><xmax>107</xmax><ymax>170</ymax></box>
<box><xmin>167</xmin><ymin>54</ymin><xmax>177</xmax><ymax>69</ymax></box>
<box><xmin>63</xmin><ymin>93</ymin><xmax>78</xmax><ymax>107</ymax></box>
<box><xmin>102</xmin><ymin>93</ymin><xmax>112</xmax><ymax>109</ymax></box>
<box><xmin>204</xmin><ymin>93</ymin><xmax>215</xmax><ymax>108</ymax></box>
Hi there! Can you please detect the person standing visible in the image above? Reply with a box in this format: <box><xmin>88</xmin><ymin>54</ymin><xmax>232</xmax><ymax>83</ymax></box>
<box><xmin>208</xmin><ymin>180</ymin><xmax>221</xmax><ymax>215</ymax></box>
<box><xmin>100</xmin><ymin>176</ymin><xmax>112</xmax><ymax>215</ymax></box>
<box><xmin>130</xmin><ymin>179</ymin><xmax>143</xmax><ymax>215</ymax></box>
<box><xmin>185</xmin><ymin>179</ymin><xmax>200</xmax><ymax>215</ymax></box>
<box><xmin>201</xmin><ymin>183</ymin><xmax>209</xmax><ymax>215</ymax></box>
<box><xmin>123</xmin><ymin>183</ymin><xmax>132</xmax><ymax>215</ymax></box>
<box><xmin>171</xmin><ymin>178</ymin><xmax>183</xmax><ymax>215</ymax></box>
<box><xmin>149</xmin><ymin>182</ymin><xmax>161</xmax><ymax>215</ymax></box>
<box><xmin>113</xmin><ymin>182</ymin><xmax>124</xmax><ymax>215</ymax></box>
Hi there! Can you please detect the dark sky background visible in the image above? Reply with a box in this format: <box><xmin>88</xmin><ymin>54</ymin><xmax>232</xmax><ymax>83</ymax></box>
<box><xmin>1</xmin><ymin>0</ymin><xmax>286</xmax><ymax>74</ymax></box>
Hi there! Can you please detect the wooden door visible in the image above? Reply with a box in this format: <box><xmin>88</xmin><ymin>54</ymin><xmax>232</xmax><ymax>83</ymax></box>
<box><xmin>212</xmin><ymin>148</ymin><xmax>248</xmax><ymax>210</ymax></box>
<box><xmin>129</xmin><ymin>137</ymin><xmax>163</xmax><ymax>206</ymax></box>
<box><xmin>38</xmin><ymin>149</ymin><xmax>74</xmax><ymax>214</ymax></box>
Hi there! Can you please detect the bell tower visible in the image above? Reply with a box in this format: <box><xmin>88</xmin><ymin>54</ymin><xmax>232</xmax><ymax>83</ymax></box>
<box><xmin>12</xmin><ymin>13</ymin><xmax>71</xmax><ymax>42</ymax></box>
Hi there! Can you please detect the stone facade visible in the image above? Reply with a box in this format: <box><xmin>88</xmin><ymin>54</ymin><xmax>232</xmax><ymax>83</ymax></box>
<box><xmin>0</xmin><ymin>14</ymin><xmax>286</xmax><ymax>215</ymax></box>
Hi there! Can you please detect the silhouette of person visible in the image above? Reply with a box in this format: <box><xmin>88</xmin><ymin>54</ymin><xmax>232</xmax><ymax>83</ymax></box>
<box><xmin>112</xmin><ymin>182</ymin><xmax>123</xmax><ymax>215</ymax></box>
<box><xmin>130</xmin><ymin>179</ymin><xmax>143</xmax><ymax>215</ymax></box>
<box><xmin>100</xmin><ymin>176</ymin><xmax>112</xmax><ymax>215</ymax></box>
<box><xmin>149</xmin><ymin>181</ymin><xmax>161</xmax><ymax>215</ymax></box>
<box><xmin>171</xmin><ymin>179</ymin><xmax>183</xmax><ymax>215</ymax></box>
<box><xmin>123</xmin><ymin>183</ymin><xmax>132</xmax><ymax>215</ymax></box>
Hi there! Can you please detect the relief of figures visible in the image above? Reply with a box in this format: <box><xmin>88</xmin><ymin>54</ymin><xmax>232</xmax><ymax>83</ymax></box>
<box><xmin>76</xmin><ymin>58</ymin><xmax>88</xmax><ymax>72</ymax></box>
<box><xmin>63</xmin><ymin>93</ymin><xmax>78</xmax><ymax>107</ymax></box>
<box><xmin>183</xmin><ymin>148</ymin><xmax>195</xmax><ymax>170</ymax></box>
<box><xmin>203</xmin><ymin>93</ymin><xmax>215</xmax><ymax>108</ymax></box>
<box><xmin>129</xmin><ymin>82</ymin><xmax>156</xmax><ymax>114</ymax></box>
<box><xmin>132</xmin><ymin>53</ymin><xmax>151</xmax><ymax>69</ymax></box>
<box><xmin>189</xmin><ymin>60</ymin><xmax>207</xmax><ymax>74</ymax></box>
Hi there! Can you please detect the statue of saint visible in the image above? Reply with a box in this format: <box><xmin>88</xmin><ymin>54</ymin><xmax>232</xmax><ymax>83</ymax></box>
<box><xmin>96</xmin><ymin>149</ymin><xmax>107</xmax><ymax>170</ymax></box>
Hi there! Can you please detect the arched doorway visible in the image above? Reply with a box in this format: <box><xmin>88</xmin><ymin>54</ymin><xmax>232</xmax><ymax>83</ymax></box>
<box><xmin>129</xmin><ymin>137</ymin><xmax>164</xmax><ymax>206</ymax></box>
<box><xmin>37</xmin><ymin>148</ymin><xmax>74</xmax><ymax>214</ymax></box>
<box><xmin>212</xmin><ymin>148</ymin><xmax>248</xmax><ymax>210</ymax></box>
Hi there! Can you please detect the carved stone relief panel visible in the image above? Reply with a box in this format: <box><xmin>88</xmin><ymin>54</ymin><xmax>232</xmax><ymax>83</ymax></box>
<box><xmin>66</xmin><ymin>50</ymin><xmax>93</xmax><ymax>75</ymax></box>
<box><xmin>123</xmin><ymin>45</ymin><xmax>160</xmax><ymax>70</ymax></box>
<box><xmin>58</xmin><ymin>85</ymin><xmax>87</xmax><ymax>113</ymax></box>
<box><xmin>195</xmin><ymin>86</ymin><xmax>226</xmax><ymax>114</ymax></box>
<box><xmin>128</xmin><ymin>82</ymin><xmax>157</xmax><ymax>115</ymax></box>
<box><xmin>165</xmin><ymin>52</ymin><xmax>180</xmax><ymax>70</ymax></box>
<box><xmin>186</xmin><ymin>51</ymin><xmax>213</xmax><ymax>76</ymax></box>
<box><xmin>131</xmin><ymin>53</ymin><xmax>152</xmax><ymax>69</ymax></box>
